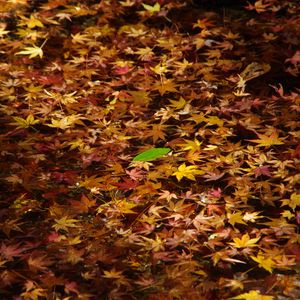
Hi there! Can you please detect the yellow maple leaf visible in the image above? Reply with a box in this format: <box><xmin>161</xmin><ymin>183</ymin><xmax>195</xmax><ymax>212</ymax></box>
<box><xmin>281</xmin><ymin>193</ymin><xmax>300</xmax><ymax>211</ymax></box>
<box><xmin>71</xmin><ymin>32</ymin><xmax>91</xmax><ymax>44</ymax></box>
<box><xmin>178</xmin><ymin>139</ymin><xmax>202</xmax><ymax>153</ymax></box>
<box><xmin>227</xmin><ymin>211</ymin><xmax>247</xmax><ymax>227</ymax></box>
<box><xmin>150</xmin><ymin>63</ymin><xmax>170</xmax><ymax>75</ymax></box>
<box><xmin>68</xmin><ymin>138</ymin><xmax>86</xmax><ymax>151</ymax></box>
<box><xmin>168</xmin><ymin>96</ymin><xmax>186</xmax><ymax>110</ymax></box>
<box><xmin>47</xmin><ymin>115</ymin><xmax>84</xmax><ymax>130</ymax></box>
<box><xmin>281</xmin><ymin>210</ymin><xmax>294</xmax><ymax>220</ymax></box>
<box><xmin>188</xmin><ymin>112</ymin><xmax>207</xmax><ymax>124</ymax></box>
<box><xmin>116</xmin><ymin>199</ymin><xmax>138</xmax><ymax>214</ymax></box>
<box><xmin>249</xmin><ymin>131</ymin><xmax>284</xmax><ymax>147</ymax></box>
<box><xmin>233</xmin><ymin>88</ymin><xmax>251</xmax><ymax>97</ymax></box>
<box><xmin>228</xmin><ymin>233</ymin><xmax>260</xmax><ymax>248</ymax></box>
<box><xmin>21</xmin><ymin>287</ymin><xmax>47</xmax><ymax>300</ymax></box>
<box><xmin>79</xmin><ymin>175</ymin><xmax>104</xmax><ymax>190</ymax></box>
<box><xmin>205</xmin><ymin>116</ymin><xmax>224</xmax><ymax>127</ymax></box>
<box><xmin>103</xmin><ymin>268</ymin><xmax>124</xmax><ymax>279</ymax></box>
<box><xmin>193</xmin><ymin>37</ymin><xmax>206</xmax><ymax>50</ymax></box>
<box><xmin>0</xmin><ymin>27</ymin><xmax>9</xmax><ymax>37</ymax></box>
<box><xmin>10</xmin><ymin>115</ymin><xmax>39</xmax><ymax>129</ymax></box>
<box><xmin>153</xmin><ymin>78</ymin><xmax>179</xmax><ymax>95</ymax></box>
<box><xmin>251</xmin><ymin>252</ymin><xmax>275</xmax><ymax>273</ymax></box>
<box><xmin>53</xmin><ymin>217</ymin><xmax>79</xmax><ymax>232</ymax></box>
<box><xmin>174</xmin><ymin>58</ymin><xmax>192</xmax><ymax>70</ymax></box>
<box><xmin>135</xmin><ymin>46</ymin><xmax>154</xmax><ymax>60</ymax></box>
<box><xmin>243</xmin><ymin>211</ymin><xmax>263</xmax><ymax>223</ymax></box>
<box><xmin>230</xmin><ymin>289</ymin><xmax>274</xmax><ymax>300</ymax></box>
<box><xmin>26</xmin><ymin>15</ymin><xmax>44</xmax><ymax>29</ymax></box>
<box><xmin>172</xmin><ymin>163</ymin><xmax>204</xmax><ymax>181</ymax></box>
<box><xmin>240</xmin><ymin>62</ymin><xmax>271</xmax><ymax>82</ymax></box>
<box><xmin>16</xmin><ymin>44</ymin><xmax>43</xmax><ymax>59</ymax></box>
<box><xmin>142</xmin><ymin>2</ymin><xmax>160</xmax><ymax>13</ymax></box>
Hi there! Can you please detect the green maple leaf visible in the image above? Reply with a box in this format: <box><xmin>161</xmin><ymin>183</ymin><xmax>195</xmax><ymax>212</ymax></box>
<box><xmin>133</xmin><ymin>148</ymin><xmax>171</xmax><ymax>161</ymax></box>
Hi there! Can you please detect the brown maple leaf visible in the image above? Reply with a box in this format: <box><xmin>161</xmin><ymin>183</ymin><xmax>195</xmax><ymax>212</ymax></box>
<box><xmin>0</xmin><ymin>243</ymin><xmax>25</xmax><ymax>261</ymax></box>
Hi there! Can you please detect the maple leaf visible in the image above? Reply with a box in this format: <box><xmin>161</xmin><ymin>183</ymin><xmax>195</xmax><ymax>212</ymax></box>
<box><xmin>141</xmin><ymin>235</ymin><xmax>165</xmax><ymax>252</ymax></box>
<box><xmin>174</xmin><ymin>58</ymin><xmax>192</xmax><ymax>74</ymax></box>
<box><xmin>245</xmin><ymin>0</ymin><xmax>271</xmax><ymax>13</ymax></box>
<box><xmin>52</xmin><ymin>216</ymin><xmax>79</xmax><ymax>232</ymax></box>
<box><xmin>103</xmin><ymin>268</ymin><xmax>124</xmax><ymax>279</ymax></box>
<box><xmin>253</xmin><ymin>166</ymin><xmax>271</xmax><ymax>178</ymax></box>
<box><xmin>69</xmin><ymin>194</ymin><xmax>97</xmax><ymax>214</ymax></box>
<box><xmin>205</xmin><ymin>116</ymin><xmax>224</xmax><ymax>127</ymax></box>
<box><xmin>240</xmin><ymin>62</ymin><xmax>271</xmax><ymax>82</ymax></box>
<box><xmin>281</xmin><ymin>210</ymin><xmax>294</xmax><ymax>220</ymax></box>
<box><xmin>0</xmin><ymin>243</ymin><xmax>24</xmax><ymax>261</ymax></box>
<box><xmin>115</xmin><ymin>199</ymin><xmax>138</xmax><ymax>214</ymax></box>
<box><xmin>172</xmin><ymin>163</ymin><xmax>204</xmax><ymax>182</ymax></box>
<box><xmin>281</xmin><ymin>193</ymin><xmax>300</xmax><ymax>211</ymax></box>
<box><xmin>227</xmin><ymin>211</ymin><xmax>247</xmax><ymax>227</ymax></box>
<box><xmin>68</xmin><ymin>138</ymin><xmax>86</xmax><ymax>151</ymax></box>
<box><xmin>251</xmin><ymin>252</ymin><xmax>275</xmax><ymax>273</ymax></box>
<box><xmin>230</xmin><ymin>290</ymin><xmax>274</xmax><ymax>300</ymax></box>
<box><xmin>144</xmin><ymin>124</ymin><xmax>168</xmax><ymax>143</ymax></box>
<box><xmin>243</xmin><ymin>211</ymin><xmax>263</xmax><ymax>223</ymax></box>
<box><xmin>120</xmin><ymin>0</ymin><xmax>135</xmax><ymax>7</ymax></box>
<box><xmin>133</xmin><ymin>148</ymin><xmax>170</xmax><ymax>161</ymax></box>
<box><xmin>71</xmin><ymin>32</ymin><xmax>91</xmax><ymax>44</ymax></box>
<box><xmin>26</xmin><ymin>15</ymin><xmax>44</xmax><ymax>28</ymax></box>
<box><xmin>64</xmin><ymin>281</ymin><xmax>79</xmax><ymax>295</ymax></box>
<box><xmin>112</xmin><ymin>178</ymin><xmax>139</xmax><ymax>191</ymax></box>
<box><xmin>27</xmin><ymin>255</ymin><xmax>52</xmax><ymax>272</ymax></box>
<box><xmin>47</xmin><ymin>115</ymin><xmax>85</xmax><ymax>130</ymax></box>
<box><xmin>233</xmin><ymin>88</ymin><xmax>251</xmax><ymax>97</ymax></box>
<box><xmin>10</xmin><ymin>115</ymin><xmax>39</xmax><ymax>129</ymax></box>
<box><xmin>178</xmin><ymin>139</ymin><xmax>202</xmax><ymax>153</ymax></box>
<box><xmin>168</xmin><ymin>96</ymin><xmax>186</xmax><ymax>110</ymax></box>
<box><xmin>150</xmin><ymin>63</ymin><xmax>170</xmax><ymax>75</ymax></box>
<box><xmin>249</xmin><ymin>131</ymin><xmax>284</xmax><ymax>147</ymax></box>
<box><xmin>135</xmin><ymin>46</ymin><xmax>154</xmax><ymax>61</ymax></box>
<box><xmin>158</xmin><ymin>190</ymin><xmax>178</xmax><ymax>202</ymax></box>
<box><xmin>125</xmin><ymin>168</ymin><xmax>145</xmax><ymax>181</ymax></box>
<box><xmin>64</xmin><ymin>247</ymin><xmax>85</xmax><ymax>265</ymax></box>
<box><xmin>202</xmin><ymin>171</ymin><xmax>225</xmax><ymax>182</ymax></box>
<box><xmin>228</xmin><ymin>233</ymin><xmax>260</xmax><ymax>248</ymax></box>
<box><xmin>16</xmin><ymin>44</ymin><xmax>43</xmax><ymax>59</ymax></box>
<box><xmin>0</xmin><ymin>27</ymin><xmax>10</xmax><ymax>38</ymax></box>
<box><xmin>153</xmin><ymin>78</ymin><xmax>179</xmax><ymax>95</ymax></box>
<box><xmin>188</xmin><ymin>112</ymin><xmax>206</xmax><ymax>124</ymax></box>
<box><xmin>193</xmin><ymin>18</ymin><xmax>215</xmax><ymax>29</ymax></box>
<box><xmin>193</xmin><ymin>37</ymin><xmax>206</xmax><ymax>50</ymax></box>
<box><xmin>142</xmin><ymin>2</ymin><xmax>160</xmax><ymax>14</ymax></box>
<box><xmin>21</xmin><ymin>281</ymin><xmax>47</xmax><ymax>300</ymax></box>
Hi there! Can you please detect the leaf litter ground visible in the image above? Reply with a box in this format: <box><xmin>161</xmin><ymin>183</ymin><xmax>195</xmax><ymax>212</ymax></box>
<box><xmin>0</xmin><ymin>1</ymin><xmax>299</xmax><ymax>299</ymax></box>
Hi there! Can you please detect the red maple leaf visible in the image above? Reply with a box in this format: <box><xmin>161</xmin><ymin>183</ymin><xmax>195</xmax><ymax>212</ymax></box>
<box><xmin>1</xmin><ymin>243</ymin><xmax>25</xmax><ymax>261</ymax></box>
<box><xmin>254</xmin><ymin>166</ymin><xmax>271</xmax><ymax>178</ymax></box>
<box><xmin>112</xmin><ymin>178</ymin><xmax>139</xmax><ymax>190</ymax></box>
<box><xmin>38</xmin><ymin>74</ymin><xmax>64</xmax><ymax>85</ymax></box>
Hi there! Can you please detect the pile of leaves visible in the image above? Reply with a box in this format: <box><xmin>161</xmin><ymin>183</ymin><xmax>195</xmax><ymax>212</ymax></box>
<box><xmin>0</xmin><ymin>0</ymin><xmax>299</xmax><ymax>299</ymax></box>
